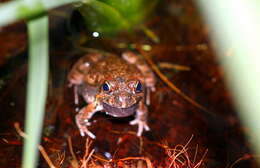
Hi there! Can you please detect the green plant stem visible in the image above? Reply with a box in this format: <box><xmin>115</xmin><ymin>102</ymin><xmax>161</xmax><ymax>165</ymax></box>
<box><xmin>22</xmin><ymin>16</ymin><xmax>49</xmax><ymax>168</ymax></box>
<box><xmin>0</xmin><ymin>0</ymin><xmax>81</xmax><ymax>27</ymax></box>
<box><xmin>197</xmin><ymin>0</ymin><xmax>260</xmax><ymax>163</ymax></box>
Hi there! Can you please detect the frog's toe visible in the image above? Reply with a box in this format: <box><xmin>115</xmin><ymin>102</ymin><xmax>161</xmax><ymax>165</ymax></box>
<box><xmin>79</xmin><ymin>127</ymin><xmax>96</xmax><ymax>139</ymax></box>
<box><xmin>86</xmin><ymin>131</ymin><xmax>96</xmax><ymax>139</ymax></box>
<box><xmin>129</xmin><ymin>118</ymin><xmax>138</xmax><ymax>125</ymax></box>
<box><xmin>144</xmin><ymin>124</ymin><xmax>150</xmax><ymax>131</ymax></box>
<box><xmin>151</xmin><ymin>87</ymin><xmax>156</xmax><ymax>92</ymax></box>
<box><xmin>130</xmin><ymin>119</ymin><xmax>150</xmax><ymax>136</ymax></box>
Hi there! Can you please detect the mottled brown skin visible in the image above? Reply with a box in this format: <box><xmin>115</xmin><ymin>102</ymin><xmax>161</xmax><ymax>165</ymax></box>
<box><xmin>68</xmin><ymin>52</ymin><xmax>156</xmax><ymax>139</ymax></box>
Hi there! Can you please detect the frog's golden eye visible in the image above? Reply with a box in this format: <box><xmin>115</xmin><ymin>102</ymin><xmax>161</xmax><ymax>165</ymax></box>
<box><xmin>135</xmin><ymin>81</ymin><xmax>142</xmax><ymax>93</ymax></box>
<box><xmin>102</xmin><ymin>82</ymin><xmax>110</xmax><ymax>91</ymax></box>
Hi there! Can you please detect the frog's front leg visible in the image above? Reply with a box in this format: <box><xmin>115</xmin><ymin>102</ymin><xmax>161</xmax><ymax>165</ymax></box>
<box><xmin>76</xmin><ymin>103</ymin><xmax>103</xmax><ymax>139</ymax></box>
<box><xmin>130</xmin><ymin>101</ymin><xmax>150</xmax><ymax>136</ymax></box>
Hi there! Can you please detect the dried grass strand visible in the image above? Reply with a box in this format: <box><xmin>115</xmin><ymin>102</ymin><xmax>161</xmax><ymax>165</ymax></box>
<box><xmin>166</xmin><ymin>135</ymin><xmax>207</xmax><ymax>168</ymax></box>
<box><xmin>14</xmin><ymin>122</ymin><xmax>56</xmax><ymax>168</ymax></box>
<box><xmin>193</xmin><ymin>149</ymin><xmax>208</xmax><ymax>168</ymax></box>
<box><xmin>79</xmin><ymin>138</ymin><xmax>96</xmax><ymax>168</ymax></box>
<box><xmin>68</xmin><ymin>136</ymin><xmax>79</xmax><ymax>168</ymax></box>
<box><xmin>229</xmin><ymin>154</ymin><xmax>258</xmax><ymax>168</ymax></box>
<box><xmin>81</xmin><ymin>149</ymin><xmax>95</xmax><ymax>168</ymax></box>
<box><xmin>137</xmin><ymin>47</ymin><xmax>211</xmax><ymax>114</ymax></box>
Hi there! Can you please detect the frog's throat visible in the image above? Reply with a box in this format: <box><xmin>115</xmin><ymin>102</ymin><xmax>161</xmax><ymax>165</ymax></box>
<box><xmin>102</xmin><ymin>102</ymin><xmax>138</xmax><ymax>117</ymax></box>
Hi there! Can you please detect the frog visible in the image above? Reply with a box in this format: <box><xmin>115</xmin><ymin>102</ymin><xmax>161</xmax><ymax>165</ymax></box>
<box><xmin>68</xmin><ymin>51</ymin><xmax>156</xmax><ymax>139</ymax></box>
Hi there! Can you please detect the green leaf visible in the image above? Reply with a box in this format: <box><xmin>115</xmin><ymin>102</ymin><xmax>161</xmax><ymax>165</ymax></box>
<box><xmin>77</xmin><ymin>0</ymin><xmax>158</xmax><ymax>35</ymax></box>
<box><xmin>78</xmin><ymin>0</ymin><xmax>130</xmax><ymax>35</ymax></box>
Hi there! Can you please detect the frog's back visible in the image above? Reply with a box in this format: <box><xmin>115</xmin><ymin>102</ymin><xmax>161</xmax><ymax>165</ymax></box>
<box><xmin>83</xmin><ymin>54</ymin><xmax>143</xmax><ymax>86</ymax></box>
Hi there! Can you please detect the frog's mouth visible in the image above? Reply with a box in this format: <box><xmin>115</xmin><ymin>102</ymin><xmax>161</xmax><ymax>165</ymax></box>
<box><xmin>102</xmin><ymin>103</ymin><xmax>138</xmax><ymax>117</ymax></box>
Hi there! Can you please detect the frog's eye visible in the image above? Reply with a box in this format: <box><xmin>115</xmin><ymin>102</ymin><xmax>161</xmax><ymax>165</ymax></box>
<box><xmin>102</xmin><ymin>82</ymin><xmax>110</xmax><ymax>91</ymax></box>
<box><xmin>135</xmin><ymin>81</ymin><xmax>142</xmax><ymax>93</ymax></box>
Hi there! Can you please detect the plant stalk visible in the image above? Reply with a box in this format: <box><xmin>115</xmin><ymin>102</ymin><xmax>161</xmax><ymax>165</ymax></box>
<box><xmin>22</xmin><ymin>16</ymin><xmax>49</xmax><ymax>168</ymax></box>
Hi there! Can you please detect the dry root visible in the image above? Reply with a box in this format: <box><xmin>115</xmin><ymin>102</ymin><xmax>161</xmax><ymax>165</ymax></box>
<box><xmin>77</xmin><ymin>135</ymin><xmax>207</xmax><ymax>168</ymax></box>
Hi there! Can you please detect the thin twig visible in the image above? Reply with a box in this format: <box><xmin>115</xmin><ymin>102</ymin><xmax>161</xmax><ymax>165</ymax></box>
<box><xmin>68</xmin><ymin>136</ymin><xmax>79</xmax><ymax>168</ymax></box>
<box><xmin>144</xmin><ymin>157</ymin><xmax>154</xmax><ymax>168</ymax></box>
<box><xmin>158</xmin><ymin>62</ymin><xmax>191</xmax><ymax>71</ymax></box>
<box><xmin>38</xmin><ymin>146</ymin><xmax>56</xmax><ymax>168</ymax></box>
<box><xmin>92</xmin><ymin>155</ymin><xmax>110</xmax><ymax>162</ymax></box>
<box><xmin>81</xmin><ymin>149</ymin><xmax>95</xmax><ymax>168</ymax></box>
<box><xmin>137</xmin><ymin>47</ymin><xmax>213</xmax><ymax>115</ymax></box>
<box><xmin>14</xmin><ymin>122</ymin><xmax>56</xmax><ymax>168</ymax></box>
<box><xmin>229</xmin><ymin>154</ymin><xmax>258</xmax><ymax>168</ymax></box>
<box><xmin>194</xmin><ymin>149</ymin><xmax>208</xmax><ymax>168</ymax></box>
<box><xmin>57</xmin><ymin>152</ymin><xmax>65</xmax><ymax>167</ymax></box>
<box><xmin>80</xmin><ymin>138</ymin><xmax>95</xmax><ymax>168</ymax></box>
<box><xmin>193</xmin><ymin>144</ymin><xmax>199</xmax><ymax>164</ymax></box>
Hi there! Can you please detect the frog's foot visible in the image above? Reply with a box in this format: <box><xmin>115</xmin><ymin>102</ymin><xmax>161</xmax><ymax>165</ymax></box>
<box><xmin>76</xmin><ymin>113</ymin><xmax>96</xmax><ymax>139</ymax></box>
<box><xmin>75</xmin><ymin>104</ymin><xmax>101</xmax><ymax>139</ymax></box>
<box><xmin>77</xmin><ymin>123</ymin><xmax>96</xmax><ymax>139</ymax></box>
<box><xmin>130</xmin><ymin>118</ymin><xmax>150</xmax><ymax>137</ymax></box>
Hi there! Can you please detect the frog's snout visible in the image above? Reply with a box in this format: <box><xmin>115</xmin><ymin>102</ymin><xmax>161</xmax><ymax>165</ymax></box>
<box><xmin>112</xmin><ymin>92</ymin><xmax>135</xmax><ymax>108</ymax></box>
<box><xmin>105</xmin><ymin>91</ymin><xmax>139</xmax><ymax>108</ymax></box>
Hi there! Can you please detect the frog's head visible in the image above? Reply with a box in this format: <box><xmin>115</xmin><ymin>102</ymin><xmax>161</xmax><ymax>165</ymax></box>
<box><xmin>100</xmin><ymin>77</ymin><xmax>144</xmax><ymax>117</ymax></box>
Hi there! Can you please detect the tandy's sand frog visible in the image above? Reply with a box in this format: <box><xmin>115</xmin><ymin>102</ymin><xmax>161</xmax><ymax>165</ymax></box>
<box><xmin>68</xmin><ymin>51</ymin><xmax>156</xmax><ymax>139</ymax></box>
